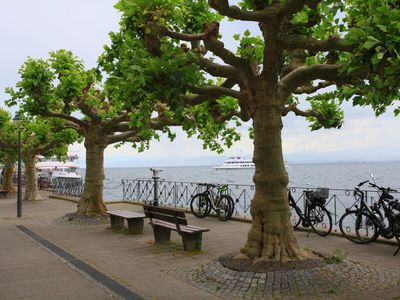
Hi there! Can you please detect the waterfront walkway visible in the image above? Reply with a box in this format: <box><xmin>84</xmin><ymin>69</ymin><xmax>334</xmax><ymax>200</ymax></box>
<box><xmin>0</xmin><ymin>191</ymin><xmax>399</xmax><ymax>299</ymax></box>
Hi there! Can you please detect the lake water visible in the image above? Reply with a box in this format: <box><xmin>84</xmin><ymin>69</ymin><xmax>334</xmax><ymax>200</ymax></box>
<box><xmin>98</xmin><ymin>161</ymin><xmax>400</xmax><ymax>201</ymax></box>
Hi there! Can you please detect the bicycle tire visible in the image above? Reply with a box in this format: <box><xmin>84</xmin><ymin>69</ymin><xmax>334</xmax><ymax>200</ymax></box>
<box><xmin>190</xmin><ymin>193</ymin><xmax>211</xmax><ymax>218</ymax></box>
<box><xmin>216</xmin><ymin>195</ymin><xmax>233</xmax><ymax>221</ymax></box>
<box><xmin>289</xmin><ymin>203</ymin><xmax>301</xmax><ymax>228</ymax></box>
<box><xmin>309</xmin><ymin>204</ymin><xmax>332</xmax><ymax>236</ymax></box>
<box><xmin>393</xmin><ymin>216</ymin><xmax>400</xmax><ymax>255</ymax></box>
<box><xmin>354</xmin><ymin>212</ymin><xmax>380</xmax><ymax>244</ymax></box>
<box><xmin>339</xmin><ymin>210</ymin><xmax>379</xmax><ymax>244</ymax></box>
<box><xmin>223</xmin><ymin>195</ymin><xmax>235</xmax><ymax>219</ymax></box>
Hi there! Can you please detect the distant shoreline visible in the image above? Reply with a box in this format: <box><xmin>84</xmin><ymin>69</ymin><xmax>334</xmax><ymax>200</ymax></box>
<box><xmin>92</xmin><ymin>160</ymin><xmax>400</xmax><ymax>169</ymax></box>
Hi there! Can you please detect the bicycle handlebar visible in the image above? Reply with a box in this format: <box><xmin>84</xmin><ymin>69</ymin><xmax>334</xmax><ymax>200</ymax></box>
<box><xmin>356</xmin><ymin>180</ymin><xmax>369</xmax><ymax>187</ymax></box>
<box><xmin>368</xmin><ymin>182</ymin><xmax>398</xmax><ymax>193</ymax></box>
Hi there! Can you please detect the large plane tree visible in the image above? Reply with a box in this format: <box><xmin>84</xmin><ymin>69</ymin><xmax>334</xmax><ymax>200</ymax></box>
<box><xmin>8</xmin><ymin>50</ymin><xmax>240</xmax><ymax>215</ymax></box>
<box><xmin>108</xmin><ymin>0</ymin><xmax>400</xmax><ymax>262</ymax></box>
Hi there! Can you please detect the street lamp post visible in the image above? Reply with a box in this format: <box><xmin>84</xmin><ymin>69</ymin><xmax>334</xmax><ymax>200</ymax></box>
<box><xmin>13</xmin><ymin>114</ymin><xmax>22</xmax><ymax>218</ymax></box>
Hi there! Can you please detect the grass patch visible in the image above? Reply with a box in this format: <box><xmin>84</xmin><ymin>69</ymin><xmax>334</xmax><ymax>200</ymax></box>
<box><xmin>327</xmin><ymin>287</ymin><xmax>338</xmax><ymax>294</ymax></box>
<box><xmin>326</xmin><ymin>249</ymin><xmax>347</xmax><ymax>264</ymax></box>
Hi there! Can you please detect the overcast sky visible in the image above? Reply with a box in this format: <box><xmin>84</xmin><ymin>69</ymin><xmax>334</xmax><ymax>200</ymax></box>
<box><xmin>0</xmin><ymin>0</ymin><xmax>399</xmax><ymax>167</ymax></box>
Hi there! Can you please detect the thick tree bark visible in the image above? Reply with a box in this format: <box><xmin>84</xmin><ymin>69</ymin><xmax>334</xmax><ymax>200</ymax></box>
<box><xmin>240</xmin><ymin>99</ymin><xmax>306</xmax><ymax>262</ymax></box>
<box><xmin>24</xmin><ymin>154</ymin><xmax>42</xmax><ymax>201</ymax></box>
<box><xmin>1</xmin><ymin>155</ymin><xmax>16</xmax><ymax>192</ymax></box>
<box><xmin>77</xmin><ymin>138</ymin><xmax>107</xmax><ymax>216</ymax></box>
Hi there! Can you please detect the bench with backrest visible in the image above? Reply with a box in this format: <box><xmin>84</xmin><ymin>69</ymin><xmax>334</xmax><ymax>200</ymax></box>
<box><xmin>143</xmin><ymin>204</ymin><xmax>209</xmax><ymax>251</ymax></box>
<box><xmin>0</xmin><ymin>190</ymin><xmax>8</xmax><ymax>198</ymax></box>
<box><xmin>106</xmin><ymin>210</ymin><xmax>145</xmax><ymax>234</ymax></box>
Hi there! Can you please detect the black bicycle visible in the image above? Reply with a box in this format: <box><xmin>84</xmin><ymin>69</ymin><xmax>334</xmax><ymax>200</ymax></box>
<box><xmin>339</xmin><ymin>179</ymin><xmax>400</xmax><ymax>255</ymax></box>
<box><xmin>190</xmin><ymin>183</ymin><xmax>235</xmax><ymax>221</ymax></box>
<box><xmin>288</xmin><ymin>188</ymin><xmax>332</xmax><ymax>236</ymax></box>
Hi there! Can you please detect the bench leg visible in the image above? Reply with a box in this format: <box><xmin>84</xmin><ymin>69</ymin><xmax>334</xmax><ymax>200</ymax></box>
<box><xmin>127</xmin><ymin>218</ymin><xmax>144</xmax><ymax>234</ymax></box>
<box><xmin>109</xmin><ymin>215</ymin><xmax>124</xmax><ymax>229</ymax></box>
<box><xmin>153</xmin><ymin>225</ymin><xmax>171</xmax><ymax>243</ymax></box>
<box><xmin>182</xmin><ymin>233</ymin><xmax>203</xmax><ymax>251</ymax></box>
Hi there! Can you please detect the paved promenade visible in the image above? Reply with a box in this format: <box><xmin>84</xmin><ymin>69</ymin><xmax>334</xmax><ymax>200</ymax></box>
<box><xmin>0</xmin><ymin>191</ymin><xmax>399</xmax><ymax>299</ymax></box>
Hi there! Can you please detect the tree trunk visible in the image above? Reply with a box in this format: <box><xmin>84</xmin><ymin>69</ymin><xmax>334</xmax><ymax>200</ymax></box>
<box><xmin>24</xmin><ymin>154</ymin><xmax>42</xmax><ymax>201</ymax></box>
<box><xmin>77</xmin><ymin>139</ymin><xmax>107</xmax><ymax>216</ymax></box>
<box><xmin>240</xmin><ymin>102</ymin><xmax>305</xmax><ymax>262</ymax></box>
<box><xmin>1</xmin><ymin>154</ymin><xmax>16</xmax><ymax>192</ymax></box>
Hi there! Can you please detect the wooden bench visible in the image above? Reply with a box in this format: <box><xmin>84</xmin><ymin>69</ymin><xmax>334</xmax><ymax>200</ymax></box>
<box><xmin>0</xmin><ymin>190</ymin><xmax>8</xmax><ymax>198</ymax></box>
<box><xmin>106</xmin><ymin>210</ymin><xmax>145</xmax><ymax>234</ymax></box>
<box><xmin>143</xmin><ymin>204</ymin><xmax>209</xmax><ymax>251</ymax></box>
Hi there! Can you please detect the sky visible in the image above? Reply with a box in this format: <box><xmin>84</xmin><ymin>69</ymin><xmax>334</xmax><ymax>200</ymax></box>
<box><xmin>0</xmin><ymin>0</ymin><xmax>399</xmax><ymax>168</ymax></box>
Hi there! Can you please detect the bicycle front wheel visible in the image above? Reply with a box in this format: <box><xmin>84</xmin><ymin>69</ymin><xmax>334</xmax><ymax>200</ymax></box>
<box><xmin>309</xmin><ymin>204</ymin><xmax>332</xmax><ymax>236</ymax></box>
<box><xmin>190</xmin><ymin>193</ymin><xmax>211</xmax><ymax>218</ymax></box>
<box><xmin>354</xmin><ymin>212</ymin><xmax>380</xmax><ymax>244</ymax></box>
<box><xmin>216</xmin><ymin>195</ymin><xmax>233</xmax><ymax>221</ymax></box>
<box><xmin>393</xmin><ymin>216</ymin><xmax>400</xmax><ymax>255</ymax></box>
<box><xmin>339</xmin><ymin>210</ymin><xmax>379</xmax><ymax>244</ymax></box>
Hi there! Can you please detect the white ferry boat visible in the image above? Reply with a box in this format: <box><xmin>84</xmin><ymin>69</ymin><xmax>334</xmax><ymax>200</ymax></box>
<box><xmin>214</xmin><ymin>156</ymin><xmax>291</xmax><ymax>170</ymax></box>
<box><xmin>36</xmin><ymin>153</ymin><xmax>81</xmax><ymax>180</ymax></box>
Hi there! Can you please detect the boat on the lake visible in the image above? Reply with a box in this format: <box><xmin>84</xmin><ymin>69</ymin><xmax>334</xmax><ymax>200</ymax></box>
<box><xmin>36</xmin><ymin>153</ymin><xmax>81</xmax><ymax>181</ymax></box>
<box><xmin>214</xmin><ymin>156</ymin><xmax>290</xmax><ymax>170</ymax></box>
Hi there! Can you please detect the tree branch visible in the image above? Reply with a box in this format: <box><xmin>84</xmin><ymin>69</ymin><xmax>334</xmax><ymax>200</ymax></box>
<box><xmin>0</xmin><ymin>137</ymin><xmax>16</xmax><ymax>150</ymax></box>
<box><xmin>41</xmin><ymin>112</ymin><xmax>89</xmax><ymax>129</ymax></box>
<box><xmin>282</xmin><ymin>104</ymin><xmax>325</xmax><ymax>123</ymax></box>
<box><xmin>280</xmin><ymin>34</ymin><xmax>355</xmax><ymax>52</ymax></box>
<box><xmin>203</xmin><ymin>35</ymin><xmax>254</xmax><ymax>79</ymax></box>
<box><xmin>294</xmin><ymin>81</ymin><xmax>335</xmax><ymax>94</ymax></box>
<box><xmin>279</xmin><ymin>64</ymin><xmax>360</xmax><ymax>97</ymax></box>
<box><xmin>194</xmin><ymin>55</ymin><xmax>245</xmax><ymax>82</ymax></box>
<box><xmin>107</xmin><ymin>129</ymin><xmax>140</xmax><ymax>145</ymax></box>
<box><xmin>181</xmin><ymin>79</ymin><xmax>238</xmax><ymax>105</ymax></box>
<box><xmin>189</xmin><ymin>85</ymin><xmax>241</xmax><ymax>100</ymax></box>
<box><xmin>208</xmin><ymin>0</ymin><xmax>277</xmax><ymax>21</ymax></box>
<box><xmin>280</xmin><ymin>0</ymin><xmax>321</xmax><ymax>18</ymax></box>
<box><xmin>103</xmin><ymin>111</ymin><xmax>130</xmax><ymax>133</ymax></box>
<box><xmin>163</xmin><ymin>28</ymin><xmax>206</xmax><ymax>41</ymax></box>
<box><xmin>34</xmin><ymin>140</ymin><xmax>60</xmax><ymax>155</ymax></box>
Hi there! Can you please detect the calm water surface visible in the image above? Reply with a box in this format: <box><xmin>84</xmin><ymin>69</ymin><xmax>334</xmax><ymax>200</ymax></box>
<box><xmin>95</xmin><ymin>162</ymin><xmax>400</xmax><ymax>200</ymax></box>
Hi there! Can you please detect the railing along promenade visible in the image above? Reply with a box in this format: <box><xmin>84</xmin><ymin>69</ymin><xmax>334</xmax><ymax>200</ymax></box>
<box><xmin>51</xmin><ymin>177</ymin><xmax>400</xmax><ymax>233</ymax></box>
<box><xmin>51</xmin><ymin>178</ymin><xmax>84</xmax><ymax>200</ymax></box>
<box><xmin>121</xmin><ymin>179</ymin><xmax>396</xmax><ymax>224</ymax></box>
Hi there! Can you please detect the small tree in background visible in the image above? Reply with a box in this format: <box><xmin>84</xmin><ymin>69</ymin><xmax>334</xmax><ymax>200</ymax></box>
<box><xmin>0</xmin><ymin>150</ymin><xmax>16</xmax><ymax>192</ymax></box>
<box><xmin>107</xmin><ymin>0</ymin><xmax>400</xmax><ymax>262</ymax></box>
<box><xmin>0</xmin><ymin>109</ymin><xmax>78</xmax><ymax>201</ymax></box>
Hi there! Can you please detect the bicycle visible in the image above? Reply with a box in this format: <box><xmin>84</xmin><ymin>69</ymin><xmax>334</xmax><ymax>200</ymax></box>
<box><xmin>190</xmin><ymin>183</ymin><xmax>235</xmax><ymax>221</ymax></box>
<box><xmin>288</xmin><ymin>188</ymin><xmax>332</xmax><ymax>236</ymax></box>
<box><xmin>339</xmin><ymin>179</ymin><xmax>400</xmax><ymax>255</ymax></box>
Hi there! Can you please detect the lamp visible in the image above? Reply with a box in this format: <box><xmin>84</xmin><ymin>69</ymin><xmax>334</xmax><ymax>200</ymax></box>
<box><xmin>13</xmin><ymin>114</ymin><xmax>22</xmax><ymax>218</ymax></box>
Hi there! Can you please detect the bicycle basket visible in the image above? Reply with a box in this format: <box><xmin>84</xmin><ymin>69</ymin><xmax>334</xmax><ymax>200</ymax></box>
<box><xmin>309</xmin><ymin>187</ymin><xmax>329</xmax><ymax>205</ymax></box>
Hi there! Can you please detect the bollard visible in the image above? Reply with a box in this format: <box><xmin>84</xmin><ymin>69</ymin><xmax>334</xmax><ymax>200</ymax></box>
<box><xmin>150</xmin><ymin>168</ymin><xmax>163</xmax><ymax>206</ymax></box>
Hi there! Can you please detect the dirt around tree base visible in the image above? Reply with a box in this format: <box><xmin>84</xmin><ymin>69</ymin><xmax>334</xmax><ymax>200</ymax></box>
<box><xmin>56</xmin><ymin>212</ymin><xmax>109</xmax><ymax>226</ymax></box>
<box><xmin>218</xmin><ymin>252</ymin><xmax>325</xmax><ymax>273</ymax></box>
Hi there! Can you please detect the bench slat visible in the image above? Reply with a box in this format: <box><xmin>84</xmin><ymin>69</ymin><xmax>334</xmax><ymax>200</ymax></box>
<box><xmin>106</xmin><ymin>210</ymin><xmax>145</xmax><ymax>219</ymax></box>
<box><xmin>152</xmin><ymin>219</ymin><xmax>209</xmax><ymax>234</ymax></box>
<box><xmin>143</xmin><ymin>205</ymin><xmax>188</xmax><ymax>225</ymax></box>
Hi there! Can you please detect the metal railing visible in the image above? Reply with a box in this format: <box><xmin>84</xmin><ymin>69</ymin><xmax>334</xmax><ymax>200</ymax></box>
<box><xmin>51</xmin><ymin>177</ymin><xmax>399</xmax><ymax>237</ymax></box>
<box><xmin>51</xmin><ymin>178</ymin><xmax>84</xmax><ymax>200</ymax></box>
<box><xmin>121</xmin><ymin>179</ymin><xmax>399</xmax><ymax>223</ymax></box>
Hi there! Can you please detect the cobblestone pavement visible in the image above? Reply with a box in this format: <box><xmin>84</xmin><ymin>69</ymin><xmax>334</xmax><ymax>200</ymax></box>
<box><xmin>1</xmin><ymin>193</ymin><xmax>399</xmax><ymax>299</ymax></box>
<box><xmin>167</xmin><ymin>259</ymin><xmax>400</xmax><ymax>299</ymax></box>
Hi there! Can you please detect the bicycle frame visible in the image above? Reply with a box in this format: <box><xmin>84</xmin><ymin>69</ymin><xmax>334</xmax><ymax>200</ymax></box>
<box><xmin>203</xmin><ymin>184</ymin><xmax>224</xmax><ymax>212</ymax></box>
<box><xmin>289</xmin><ymin>191</ymin><xmax>312</xmax><ymax>226</ymax></box>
